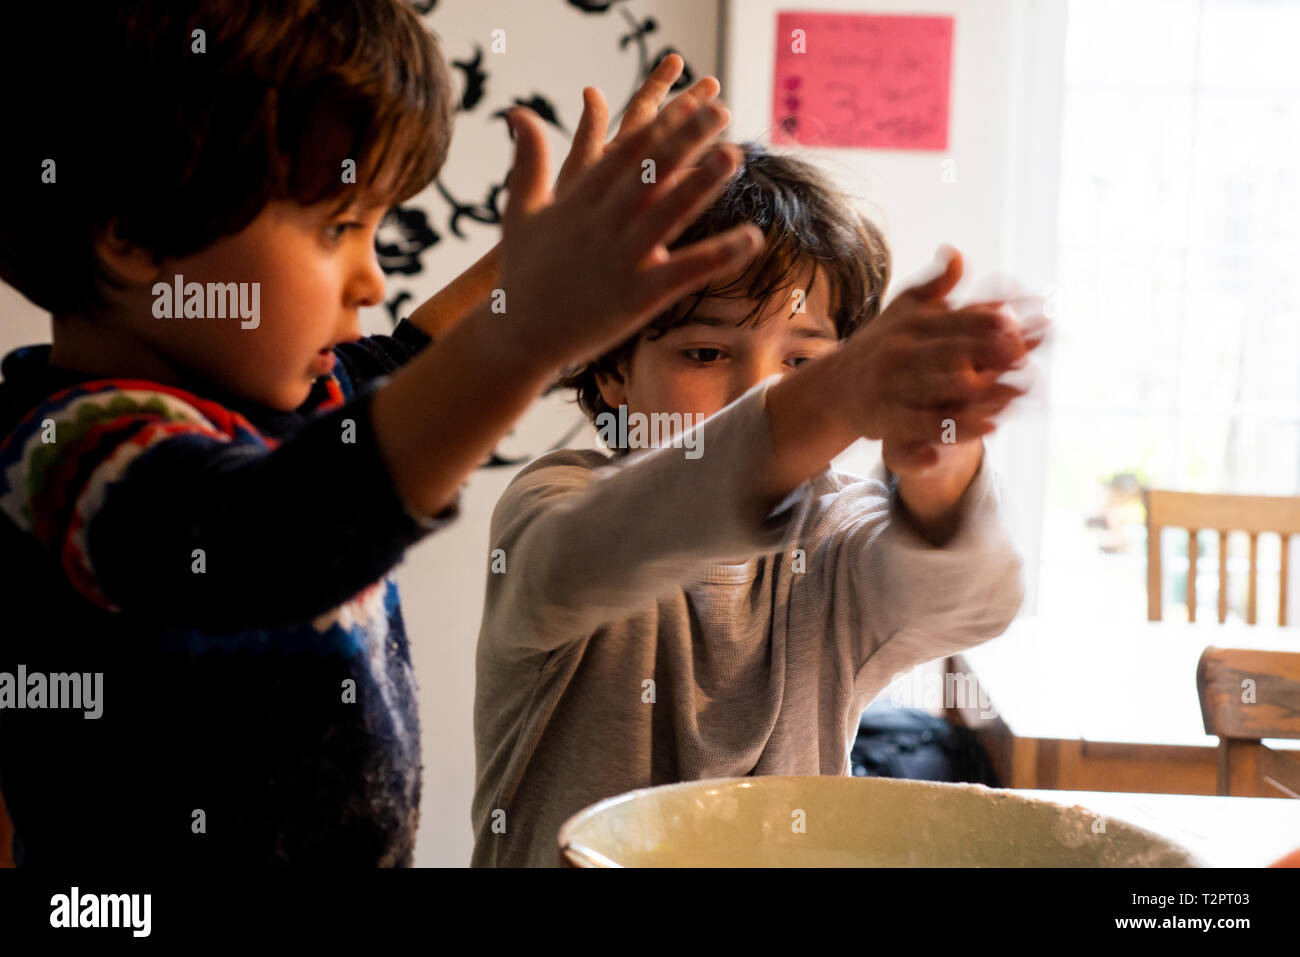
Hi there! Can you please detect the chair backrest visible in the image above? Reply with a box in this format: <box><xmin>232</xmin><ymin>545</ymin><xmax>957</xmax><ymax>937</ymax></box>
<box><xmin>1145</xmin><ymin>489</ymin><xmax>1300</xmax><ymax>624</ymax></box>
<box><xmin>1197</xmin><ymin>646</ymin><xmax>1300</xmax><ymax>797</ymax></box>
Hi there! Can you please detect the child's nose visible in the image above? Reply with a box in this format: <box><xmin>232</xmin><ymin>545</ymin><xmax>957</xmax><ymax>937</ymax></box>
<box><xmin>348</xmin><ymin>250</ymin><xmax>386</xmax><ymax>309</ymax></box>
<box><xmin>730</xmin><ymin>356</ymin><xmax>786</xmax><ymax>404</ymax></box>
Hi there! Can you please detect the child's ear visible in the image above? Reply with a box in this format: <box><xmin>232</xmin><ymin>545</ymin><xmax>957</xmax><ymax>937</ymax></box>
<box><xmin>92</xmin><ymin>220</ymin><xmax>164</xmax><ymax>284</ymax></box>
<box><xmin>594</xmin><ymin>364</ymin><xmax>628</xmax><ymax>410</ymax></box>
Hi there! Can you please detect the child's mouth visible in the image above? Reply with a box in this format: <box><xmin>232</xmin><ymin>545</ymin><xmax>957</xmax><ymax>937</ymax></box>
<box><xmin>309</xmin><ymin>349</ymin><xmax>337</xmax><ymax>376</ymax></box>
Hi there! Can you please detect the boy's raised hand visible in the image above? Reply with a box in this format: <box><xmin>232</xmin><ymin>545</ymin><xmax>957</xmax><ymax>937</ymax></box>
<box><xmin>553</xmin><ymin>53</ymin><xmax>718</xmax><ymax>199</ymax></box>
<box><xmin>403</xmin><ymin>57</ymin><xmax>717</xmax><ymax>343</ymax></box>
<box><xmin>498</xmin><ymin>100</ymin><xmax>762</xmax><ymax>370</ymax></box>
<box><xmin>835</xmin><ymin>247</ymin><xmax>1048</xmax><ymax>467</ymax></box>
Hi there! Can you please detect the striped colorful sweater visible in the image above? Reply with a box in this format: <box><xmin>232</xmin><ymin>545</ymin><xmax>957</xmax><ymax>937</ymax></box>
<box><xmin>0</xmin><ymin>318</ymin><xmax>455</xmax><ymax>866</ymax></box>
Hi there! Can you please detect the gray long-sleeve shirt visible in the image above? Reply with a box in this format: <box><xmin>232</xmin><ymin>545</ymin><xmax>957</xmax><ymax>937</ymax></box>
<box><xmin>471</xmin><ymin>376</ymin><xmax>1025</xmax><ymax>867</ymax></box>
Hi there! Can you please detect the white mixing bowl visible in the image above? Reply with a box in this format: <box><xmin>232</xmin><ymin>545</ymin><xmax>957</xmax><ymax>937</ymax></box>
<box><xmin>557</xmin><ymin>775</ymin><xmax>1202</xmax><ymax>867</ymax></box>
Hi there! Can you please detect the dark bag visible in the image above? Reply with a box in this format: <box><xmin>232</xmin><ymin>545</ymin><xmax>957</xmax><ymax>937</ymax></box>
<box><xmin>849</xmin><ymin>701</ymin><xmax>1000</xmax><ymax>786</ymax></box>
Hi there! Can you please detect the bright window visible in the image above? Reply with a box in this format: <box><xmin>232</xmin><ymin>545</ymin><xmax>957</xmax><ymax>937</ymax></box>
<box><xmin>1039</xmin><ymin>0</ymin><xmax>1300</xmax><ymax>623</ymax></box>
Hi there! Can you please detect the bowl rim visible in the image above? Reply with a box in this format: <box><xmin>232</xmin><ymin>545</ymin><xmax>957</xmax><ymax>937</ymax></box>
<box><xmin>556</xmin><ymin>774</ymin><xmax>1205</xmax><ymax>867</ymax></box>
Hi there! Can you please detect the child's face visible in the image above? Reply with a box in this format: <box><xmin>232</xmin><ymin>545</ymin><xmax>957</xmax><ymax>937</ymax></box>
<box><xmin>598</xmin><ymin>268</ymin><xmax>840</xmax><ymax>422</ymax></box>
<box><xmin>106</xmin><ymin>196</ymin><xmax>388</xmax><ymax>411</ymax></box>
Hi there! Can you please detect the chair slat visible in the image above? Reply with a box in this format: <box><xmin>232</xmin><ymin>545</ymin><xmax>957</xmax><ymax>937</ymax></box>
<box><xmin>1218</xmin><ymin>529</ymin><xmax>1228</xmax><ymax>624</ymax></box>
<box><xmin>1146</xmin><ymin>490</ymin><xmax>1296</xmax><ymax>627</ymax></box>
<box><xmin>1248</xmin><ymin>532</ymin><xmax>1258</xmax><ymax>625</ymax></box>
<box><xmin>1147</xmin><ymin>520</ymin><xmax>1162</xmax><ymax>622</ymax></box>
<box><xmin>1282</xmin><ymin>534</ymin><xmax>1291</xmax><ymax>627</ymax></box>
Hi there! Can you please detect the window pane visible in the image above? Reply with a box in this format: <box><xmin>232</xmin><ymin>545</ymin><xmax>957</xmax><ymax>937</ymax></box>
<box><xmin>1042</xmin><ymin>0</ymin><xmax>1300</xmax><ymax>623</ymax></box>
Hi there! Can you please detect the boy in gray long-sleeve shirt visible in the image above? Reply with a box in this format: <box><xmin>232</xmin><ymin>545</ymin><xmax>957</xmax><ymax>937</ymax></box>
<box><xmin>471</xmin><ymin>143</ymin><xmax>1046</xmax><ymax>867</ymax></box>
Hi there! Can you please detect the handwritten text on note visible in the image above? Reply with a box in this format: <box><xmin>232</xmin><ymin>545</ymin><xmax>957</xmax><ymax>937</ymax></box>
<box><xmin>773</xmin><ymin>12</ymin><xmax>954</xmax><ymax>150</ymax></box>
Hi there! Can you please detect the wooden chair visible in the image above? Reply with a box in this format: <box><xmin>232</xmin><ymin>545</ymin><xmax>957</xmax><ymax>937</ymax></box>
<box><xmin>1145</xmin><ymin>489</ymin><xmax>1300</xmax><ymax>624</ymax></box>
<box><xmin>1197</xmin><ymin>647</ymin><xmax>1300</xmax><ymax>797</ymax></box>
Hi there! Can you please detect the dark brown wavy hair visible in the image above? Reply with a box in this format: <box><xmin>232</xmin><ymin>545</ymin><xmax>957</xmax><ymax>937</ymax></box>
<box><xmin>0</xmin><ymin>0</ymin><xmax>453</xmax><ymax>316</ymax></box>
<box><xmin>558</xmin><ymin>141</ymin><xmax>892</xmax><ymax>423</ymax></box>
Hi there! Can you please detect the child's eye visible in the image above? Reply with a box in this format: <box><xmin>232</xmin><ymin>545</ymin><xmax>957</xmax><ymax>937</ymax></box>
<box><xmin>786</xmin><ymin>355</ymin><xmax>814</xmax><ymax>369</ymax></box>
<box><xmin>323</xmin><ymin>221</ymin><xmax>363</xmax><ymax>243</ymax></box>
<box><xmin>682</xmin><ymin>348</ymin><xmax>727</xmax><ymax>364</ymax></box>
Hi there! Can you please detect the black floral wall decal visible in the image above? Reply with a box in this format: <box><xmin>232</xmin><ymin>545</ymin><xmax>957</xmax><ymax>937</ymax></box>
<box><xmin>384</xmin><ymin>1</ymin><xmax>698</xmax><ymax>284</ymax></box>
<box><xmin>376</xmin><ymin>206</ymin><xmax>441</xmax><ymax>275</ymax></box>
<box><xmin>390</xmin><ymin>0</ymin><xmax>703</xmax><ymax>467</ymax></box>
<box><xmin>451</xmin><ymin>46</ymin><xmax>488</xmax><ymax>112</ymax></box>
<box><xmin>567</xmin><ymin>0</ymin><xmax>629</xmax><ymax>12</ymax></box>
<box><xmin>490</xmin><ymin>95</ymin><xmax>569</xmax><ymax>136</ymax></box>
<box><xmin>385</xmin><ymin>291</ymin><xmax>413</xmax><ymax>325</ymax></box>
<box><xmin>434</xmin><ymin>179</ymin><xmax>507</xmax><ymax>239</ymax></box>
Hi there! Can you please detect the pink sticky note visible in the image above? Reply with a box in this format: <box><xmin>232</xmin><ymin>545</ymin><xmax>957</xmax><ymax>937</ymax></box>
<box><xmin>773</xmin><ymin>12</ymin><xmax>953</xmax><ymax>150</ymax></box>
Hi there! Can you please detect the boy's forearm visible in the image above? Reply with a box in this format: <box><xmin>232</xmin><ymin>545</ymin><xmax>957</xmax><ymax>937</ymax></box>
<box><xmin>763</xmin><ymin>350</ymin><xmax>987</xmax><ymax>547</ymax></box>
<box><xmin>369</xmin><ymin>301</ymin><xmax>553</xmax><ymax>517</ymax></box>
<box><xmin>405</xmin><ymin>243</ymin><xmax>503</xmax><ymax>339</ymax></box>
<box><xmin>760</xmin><ymin>350</ymin><xmax>862</xmax><ymax>506</ymax></box>
<box><xmin>893</xmin><ymin>440</ymin><xmax>985</xmax><ymax>547</ymax></box>
<box><xmin>487</xmin><ymin>379</ymin><xmax>813</xmax><ymax>651</ymax></box>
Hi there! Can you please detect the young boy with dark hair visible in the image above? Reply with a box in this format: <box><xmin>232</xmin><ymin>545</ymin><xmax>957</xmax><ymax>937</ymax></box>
<box><xmin>0</xmin><ymin>4</ymin><xmax>759</xmax><ymax>865</ymax></box>
<box><xmin>472</xmin><ymin>142</ymin><xmax>1047</xmax><ymax>867</ymax></box>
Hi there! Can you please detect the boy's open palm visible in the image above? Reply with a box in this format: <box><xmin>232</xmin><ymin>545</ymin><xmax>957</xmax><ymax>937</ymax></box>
<box><xmin>835</xmin><ymin>248</ymin><xmax>1048</xmax><ymax>462</ymax></box>
<box><xmin>553</xmin><ymin>53</ymin><xmax>719</xmax><ymax>200</ymax></box>
<box><xmin>497</xmin><ymin>101</ymin><xmax>762</xmax><ymax>370</ymax></box>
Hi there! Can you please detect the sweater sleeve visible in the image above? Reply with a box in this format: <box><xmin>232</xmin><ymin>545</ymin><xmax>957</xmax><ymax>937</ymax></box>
<box><xmin>808</xmin><ymin>455</ymin><xmax>1026</xmax><ymax>683</ymax></box>
<box><xmin>329</xmin><ymin>317</ymin><xmax>433</xmax><ymax>394</ymax></box>
<box><xmin>482</xmin><ymin>377</ymin><xmax>804</xmax><ymax>655</ymax></box>
<box><xmin>0</xmin><ymin>376</ymin><xmax>458</xmax><ymax>630</ymax></box>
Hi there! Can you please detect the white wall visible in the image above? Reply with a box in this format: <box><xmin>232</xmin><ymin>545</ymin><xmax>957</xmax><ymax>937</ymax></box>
<box><xmin>0</xmin><ymin>283</ymin><xmax>49</xmax><ymax>350</ymax></box>
<box><xmin>722</xmin><ymin>0</ymin><xmax>1067</xmax><ymax>613</ymax></box>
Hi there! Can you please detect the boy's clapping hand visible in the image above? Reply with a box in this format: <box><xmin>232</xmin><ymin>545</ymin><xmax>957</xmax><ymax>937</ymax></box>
<box><xmin>764</xmin><ymin>245</ymin><xmax>1048</xmax><ymax>545</ymax></box>
<box><xmin>833</xmin><ymin>246</ymin><xmax>1046</xmax><ymax>458</ymax></box>
<box><xmin>553</xmin><ymin>53</ymin><xmax>718</xmax><ymax>199</ymax></box>
<box><xmin>407</xmin><ymin>56</ymin><xmax>721</xmax><ymax>341</ymax></box>
<box><xmin>497</xmin><ymin>94</ymin><xmax>762</xmax><ymax>370</ymax></box>
<box><xmin>370</xmin><ymin>74</ymin><xmax>761</xmax><ymax>520</ymax></box>
<box><xmin>842</xmin><ymin>246</ymin><xmax>1047</xmax><ymax>540</ymax></box>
